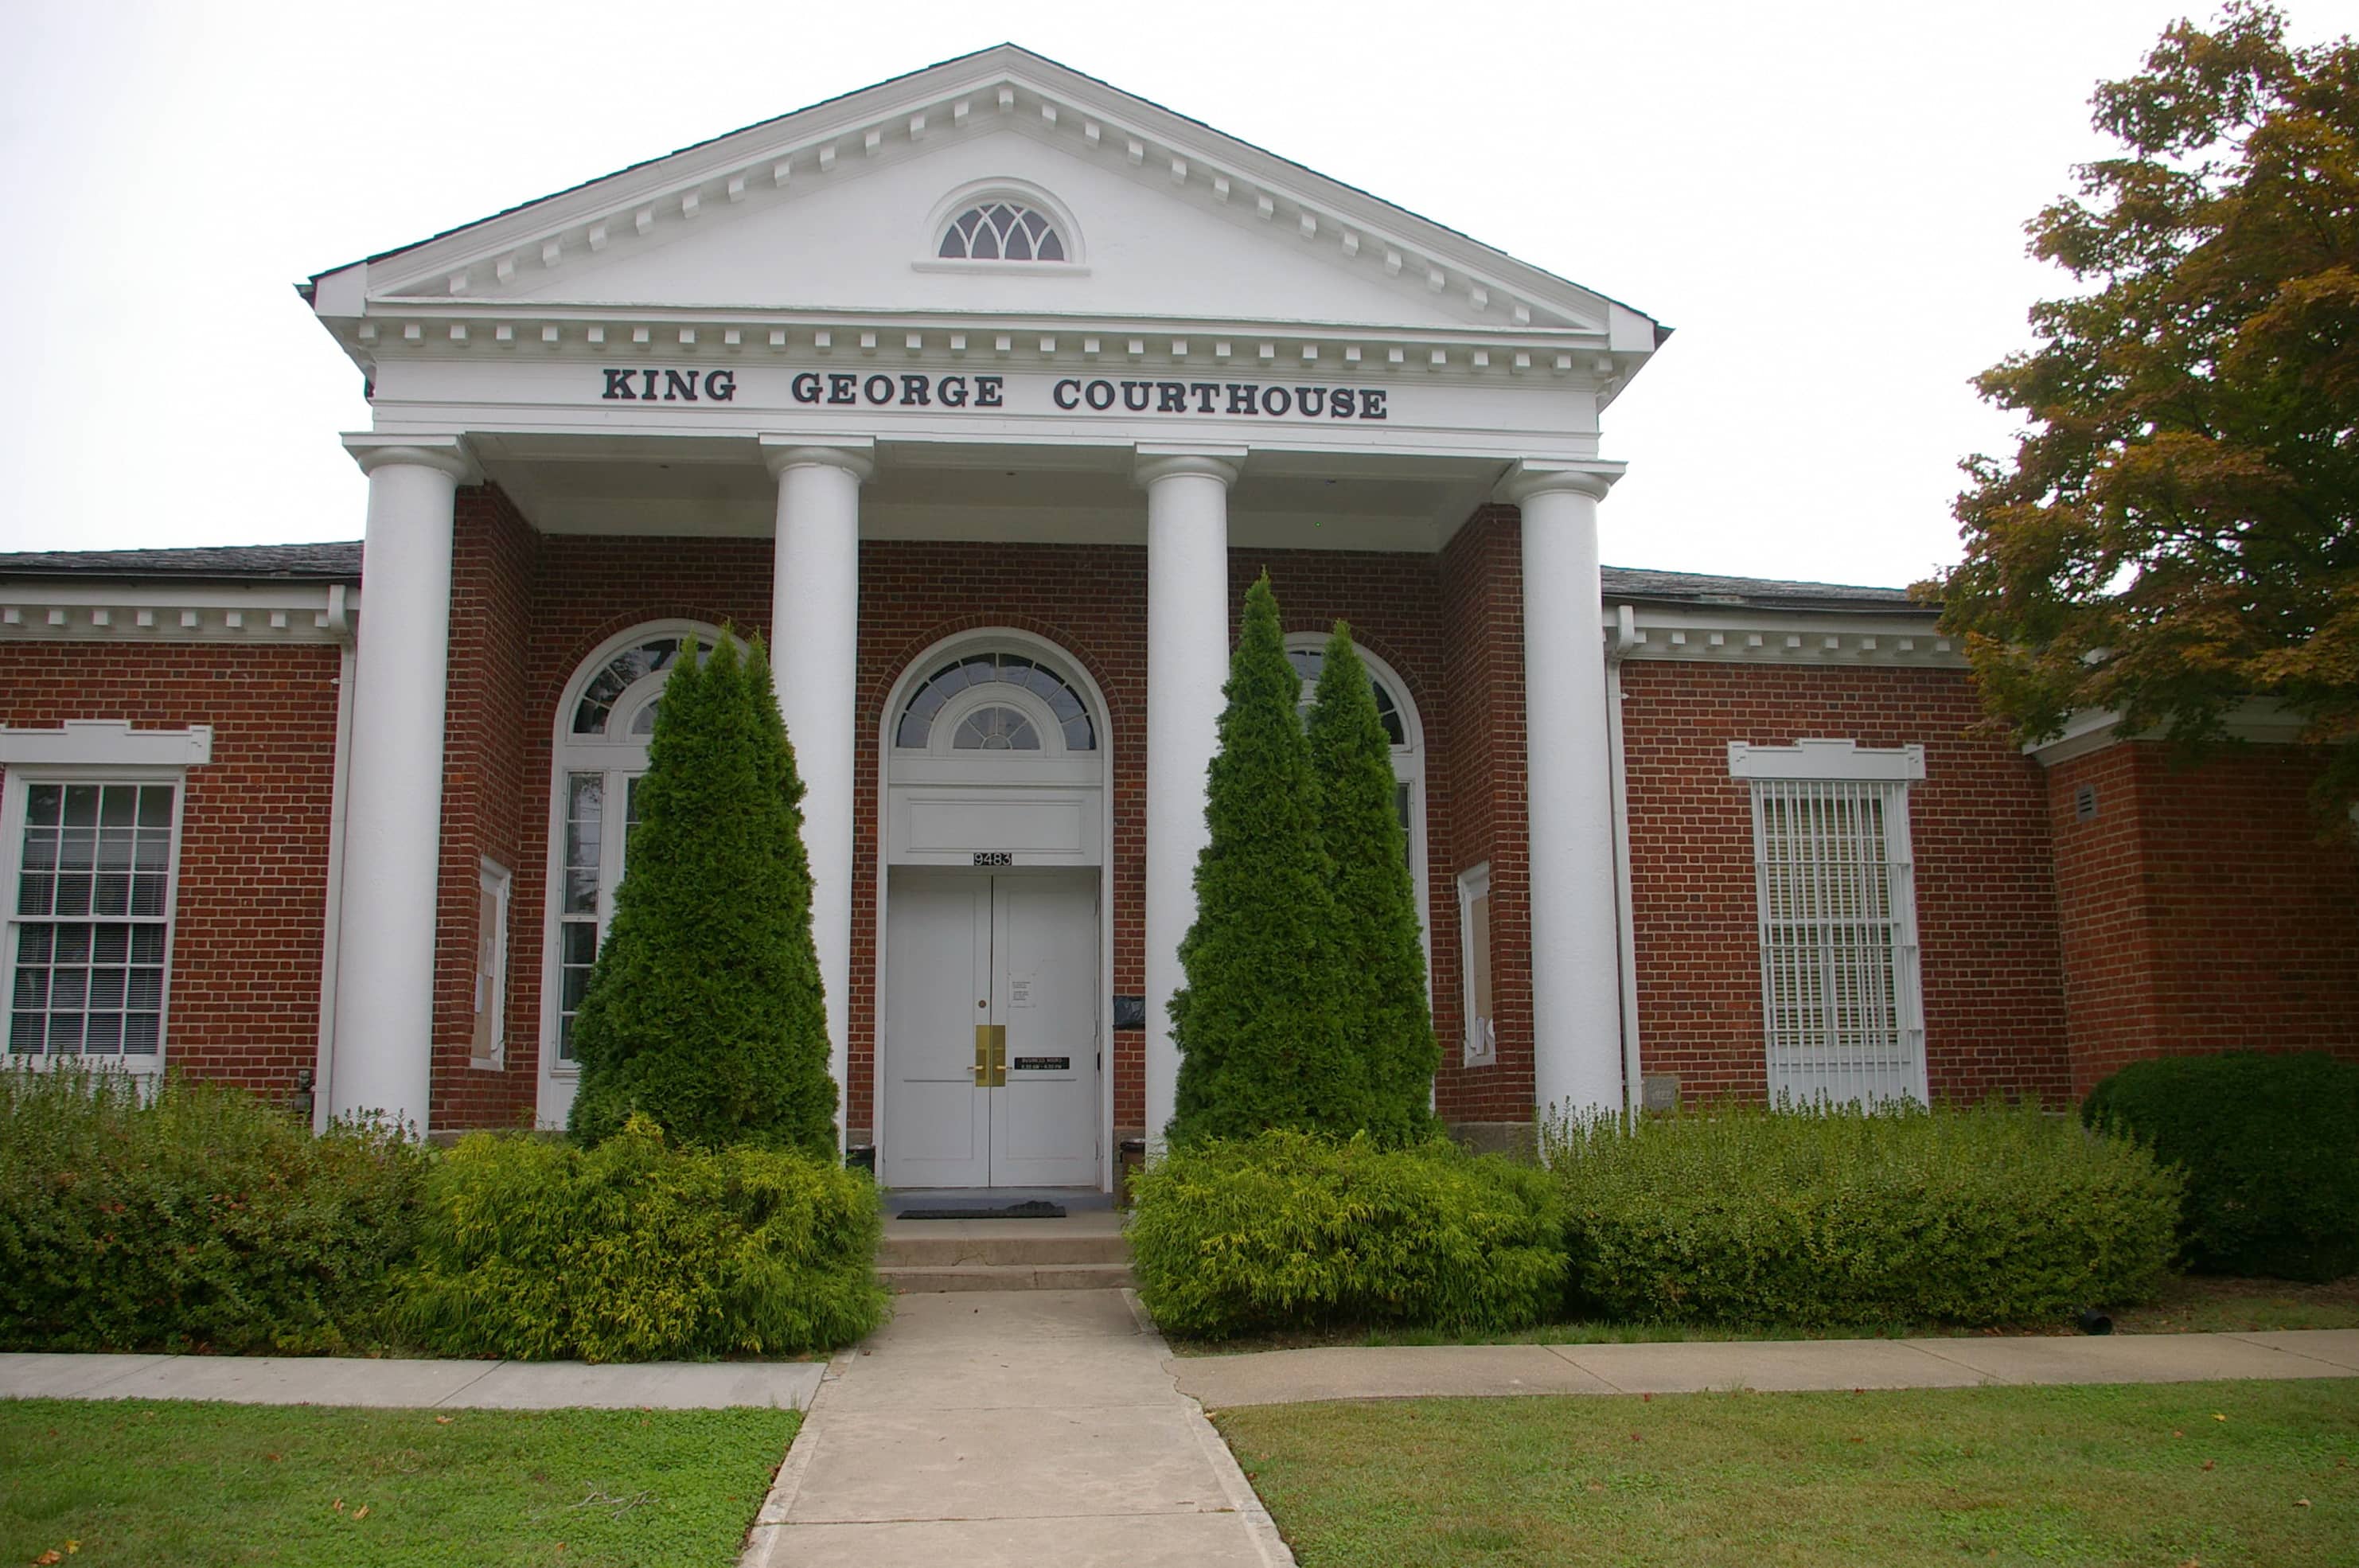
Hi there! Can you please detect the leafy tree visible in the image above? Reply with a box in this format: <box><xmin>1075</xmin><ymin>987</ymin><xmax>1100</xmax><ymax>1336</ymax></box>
<box><xmin>1305</xmin><ymin>623</ymin><xmax>1437</xmax><ymax>1144</ymax></box>
<box><xmin>1929</xmin><ymin>3</ymin><xmax>2359</xmax><ymax>822</ymax></box>
<box><xmin>1168</xmin><ymin>575</ymin><xmax>1363</xmax><ymax>1143</ymax></box>
<box><xmin>567</xmin><ymin>630</ymin><xmax>837</xmax><ymax>1157</ymax></box>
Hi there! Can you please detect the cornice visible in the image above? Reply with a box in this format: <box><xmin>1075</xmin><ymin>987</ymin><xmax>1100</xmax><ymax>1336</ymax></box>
<box><xmin>0</xmin><ymin>582</ymin><xmax>357</xmax><ymax>646</ymax></box>
<box><xmin>2024</xmin><ymin>700</ymin><xmax>2314</xmax><ymax>766</ymax></box>
<box><xmin>337</xmin><ymin>308</ymin><xmax>1626</xmax><ymax>398</ymax></box>
<box><xmin>1608</xmin><ymin>603</ymin><xmax>1964</xmax><ymax>669</ymax></box>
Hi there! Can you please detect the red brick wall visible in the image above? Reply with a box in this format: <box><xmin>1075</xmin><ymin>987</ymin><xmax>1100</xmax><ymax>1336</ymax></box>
<box><xmin>1618</xmin><ymin>660</ymin><xmax>2072</xmax><ymax>1106</ymax></box>
<box><xmin>1435</xmin><ymin>507</ymin><xmax>1535</xmax><ymax>1125</ymax></box>
<box><xmin>0</xmin><ymin>642</ymin><xmax>343</xmax><ymax>1106</ymax></box>
<box><xmin>431</xmin><ymin>486</ymin><xmax>540</xmax><ymax>1129</ymax></box>
<box><xmin>501</xmin><ymin>532</ymin><xmax>1464</xmax><ymax>1145</ymax></box>
<box><xmin>2049</xmin><ymin>740</ymin><xmax>2359</xmax><ymax>1094</ymax></box>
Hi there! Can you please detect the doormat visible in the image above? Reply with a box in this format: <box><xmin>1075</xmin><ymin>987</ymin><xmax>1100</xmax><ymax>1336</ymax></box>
<box><xmin>895</xmin><ymin>1200</ymin><xmax>1068</xmax><ymax>1220</ymax></box>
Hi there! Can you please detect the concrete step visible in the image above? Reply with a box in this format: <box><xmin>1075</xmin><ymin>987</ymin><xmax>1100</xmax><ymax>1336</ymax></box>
<box><xmin>880</xmin><ymin>1261</ymin><xmax>1136</xmax><ymax>1294</ymax></box>
<box><xmin>877</xmin><ymin>1232</ymin><xmax>1131</xmax><ymax>1268</ymax></box>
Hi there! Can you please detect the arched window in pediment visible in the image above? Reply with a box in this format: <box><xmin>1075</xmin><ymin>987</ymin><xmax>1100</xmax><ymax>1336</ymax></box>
<box><xmin>938</xmin><ymin>199</ymin><xmax>1068</xmax><ymax>263</ymax></box>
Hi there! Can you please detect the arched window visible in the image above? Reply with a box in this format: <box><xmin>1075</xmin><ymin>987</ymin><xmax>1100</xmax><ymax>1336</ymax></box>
<box><xmin>896</xmin><ymin>652</ymin><xmax>1096</xmax><ymax>753</ymax></box>
<box><xmin>938</xmin><ymin>200</ymin><xmax>1066</xmax><ymax>262</ymax></box>
<box><xmin>1285</xmin><ymin>634</ymin><xmax>1430</xmax><ymax>951</ymax></box>
<box><xmin>541</xmin><ymin>624</ymin><xmax>718</xmax><ymax>1088</ymax></box>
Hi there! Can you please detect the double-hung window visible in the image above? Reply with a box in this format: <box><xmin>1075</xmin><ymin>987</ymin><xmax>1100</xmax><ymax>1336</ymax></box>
<box><xmin>0</xmin><ymin>723</ymin><xmax>206</xmax><ymax>1073</ymax></box>
<box><xmin>1728</xmin><ymin>739</ymin><xmax>1927</xmax><ymax>1106</ymax></box>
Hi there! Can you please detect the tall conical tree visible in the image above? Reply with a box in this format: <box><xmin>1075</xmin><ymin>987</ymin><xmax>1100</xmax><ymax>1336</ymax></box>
<box><xmin>567</xmin><ymin>630</ymin><xmax>837</xmax><ymax>1157</ymax></box>
<box><xmin>1306</xmin><ymin>623</ymin><xmax>1438</xmax><ymax>1144</ymax></box>
<box><xmin>1168</xmin><ymin>575</ymin><xmax>1363</xmax><ymax>1144</ymax></box>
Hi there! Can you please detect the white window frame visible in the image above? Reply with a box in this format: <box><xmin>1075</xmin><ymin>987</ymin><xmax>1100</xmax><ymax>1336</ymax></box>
<box><xmin>1728</xmin><ymin>739</ymin><xmax>1928</xmax><ymax>1106</ymax></box>
<box><xmin>1456</xmin><ymin>863</ymin><xmax>1495</xmax><ymax>1068</ymax></box>
<box><xmin>0</xmin><ymin>723</ymin><xmax>209</xmax><ymax>1076</ymax></box>
<box><xmin>473</xmin><ymin>858</ymin><xmax>512</xmax><ymax>1071</ymax></box>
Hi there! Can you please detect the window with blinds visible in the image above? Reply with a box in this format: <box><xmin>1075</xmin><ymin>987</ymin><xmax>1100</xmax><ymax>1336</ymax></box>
<box><xmin>1729</xmin><ymin>742</ymin><xmax>1927</xmax><ymax>1106</ymax></box>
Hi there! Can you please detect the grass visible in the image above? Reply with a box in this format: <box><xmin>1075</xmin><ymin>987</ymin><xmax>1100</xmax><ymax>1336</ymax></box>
<box><xmin>0</xmin><ymin>1400</ymin><xmax>797</xmax><ymax>1567</ymax></box>
<box><xmin>1215</xmin><ymin>1379</ymin><xmax>2359</xmax><ymax>1567</ymax></box>
<box><xmin>1165</xmin><ymin>1273</ymin><xmax>2359</xmax><ymax>1355</ymax></box>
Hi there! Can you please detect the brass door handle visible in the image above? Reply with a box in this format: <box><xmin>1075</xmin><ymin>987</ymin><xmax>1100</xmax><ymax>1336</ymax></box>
<box><xmin>973</xmin><ymin>1024</ymin><xmax>1007</xmax><ymax>1086</ymax></box>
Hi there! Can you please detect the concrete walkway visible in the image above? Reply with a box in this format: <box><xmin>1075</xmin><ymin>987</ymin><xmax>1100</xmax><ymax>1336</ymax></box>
<box><xmin>1170</xmin><ymin>1328</ymin><xmax>2359</xmax><ymax>1409</ymax></box>
<box><xmin>739</xmin><ymin>1289</ymin><xmax>1292</xmax><ymax>1568</ymax></box>
<box><xmin>0</xmin><ymin>1351</ymin><xmax>824</xmax><ymax>1410</ymax></box>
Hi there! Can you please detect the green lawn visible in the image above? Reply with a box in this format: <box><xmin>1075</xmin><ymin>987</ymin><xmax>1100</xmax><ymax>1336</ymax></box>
<box><xmin>0</xmin><ymin>1400</ymin><xmax>797</xmax><ymax>1567</ymax></box>
<box><xmin>1216</xmin><ymin>1380</ymin><xmax>2359</xmax><ymax>1567</ymax></box>
<box><xmin>1167</xmin><ymin>1274</ymin><xmax>2359</xmax><ymax>1355</ymax></box>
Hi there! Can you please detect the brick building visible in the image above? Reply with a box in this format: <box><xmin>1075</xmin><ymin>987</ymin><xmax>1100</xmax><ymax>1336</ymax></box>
<box><xmin>3</xmin><ymin>48</ymin><xmax>2351</xmax><ymax>1188</ymax></box>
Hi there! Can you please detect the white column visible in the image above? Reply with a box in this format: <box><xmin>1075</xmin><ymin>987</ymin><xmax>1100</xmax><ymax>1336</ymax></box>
<box><xmin>1508</xmin><ymin>463</ymin><xmax>1624</xmax><ymax>1125</ymax></box>
<box><xmin>761</xmin><ymin>438</ymin><xmax>872</xmax><ymax>1151</ymax></box>
<box><xmin>331</xmin><ymin>435</ymin><xmax>474</xmax><ymax>1133</ymax></box>
<box><xmin>1137</xmin><ymin>447</ymin><xmax>1242</xmax><ymax>1151</ymax></box>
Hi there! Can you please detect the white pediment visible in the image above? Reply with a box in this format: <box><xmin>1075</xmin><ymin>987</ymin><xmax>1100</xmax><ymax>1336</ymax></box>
<box><xmin>314</xmin><ymin>47</ymin><xmax>1656</xmax><ymax>351</ymax></box>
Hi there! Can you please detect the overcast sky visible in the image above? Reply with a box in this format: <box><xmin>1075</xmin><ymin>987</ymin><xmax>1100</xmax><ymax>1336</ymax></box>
<box><xmin>0</xmin><ymin>0</ymin><xmax>2313</xmax><ymax>587</ymax></box>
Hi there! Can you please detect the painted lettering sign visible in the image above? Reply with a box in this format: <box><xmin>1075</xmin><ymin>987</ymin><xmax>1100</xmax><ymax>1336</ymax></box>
<box><xmin>595</xmin><ymin>367</ymin><xmax>1387</xmax><ymax>420</ymax></box>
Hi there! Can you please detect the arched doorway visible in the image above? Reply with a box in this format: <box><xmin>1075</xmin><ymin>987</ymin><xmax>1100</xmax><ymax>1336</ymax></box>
<box><xmin>876</xmin><ymin>632</ymin><xmax>1111</xmax><ymax>1191</ymax></box>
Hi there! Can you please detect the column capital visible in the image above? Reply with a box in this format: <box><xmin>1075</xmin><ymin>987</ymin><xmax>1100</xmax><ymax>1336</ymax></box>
<box><xmin>760</xmin><ymin>435</ymin><xmax>875</xmax><ymax>482</ymax></box>
<box><xmin>1135</xmin><ymin>444</ymin><xmax>1246</xmax><ymax>490</ymax></box>
<box><xmin>341</xmin><ymin>433</ymin><xmax>479</xmax><ymax>484</ymax></box>
<box><xmin>1499</xmin><ymin>460</ymin><xmax>1624</xmax><ymax>506</ymax></box>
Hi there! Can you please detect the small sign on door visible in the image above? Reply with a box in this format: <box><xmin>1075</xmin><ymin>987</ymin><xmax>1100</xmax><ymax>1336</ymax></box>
<box><xmin>1012</xmin><ymin>1056</ymin><xmax>1070</xmax><ymax>1072</ymax></box>
<box><xmin>1009</xmin><ymin>976</ymin><xmax>1035</xmax><ymax>1008</ymax></box>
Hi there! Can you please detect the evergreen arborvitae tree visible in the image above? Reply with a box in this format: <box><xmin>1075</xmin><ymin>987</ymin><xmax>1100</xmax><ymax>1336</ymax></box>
<box><xmin>1168</xmin><ymin>575</ymin><xmax>1363</xmax><ymax>1144</ymax></box>
<box><xmin>567</xmin><ymin>631</ymin><xmax>837</xmax><ymax>1157</ymax></box>
<box><xmin>1306</xmin><ymin>623</ymin><xmax>1438</xmax><ymax>1145</ymax></box>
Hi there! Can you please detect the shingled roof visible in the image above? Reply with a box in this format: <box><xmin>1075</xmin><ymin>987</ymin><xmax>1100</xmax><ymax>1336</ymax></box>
<box><xmin>0</xmin><ymin>542</ymin><xmax>363</xmax><ymax>582</ymax></box>
<box><xmin>0</xmin><ymin>541</ymin><xmax>1931</xmax><ymax>612</ymax></box>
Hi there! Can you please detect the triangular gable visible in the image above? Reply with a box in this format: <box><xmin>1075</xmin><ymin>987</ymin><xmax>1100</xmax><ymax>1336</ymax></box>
<box><xmin>310</xmin><ymin>45</ymin><xmax>1663</xmax><ymax>353</ymax></box>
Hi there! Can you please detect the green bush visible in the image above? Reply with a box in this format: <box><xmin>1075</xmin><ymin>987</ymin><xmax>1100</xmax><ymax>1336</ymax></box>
<box><xmin>570</xmin><ymin>630</ymin><xmax>837</xmax><ymax>1156</ymax></box>
<box><xmin>1168</xmin><ymin>576</ymin><xmax>1360</xmax><ymax>1144</ymax></box>
<box><xmin>1129</xmin><ymin>1129</ymin><xmax>1566</xmax><ymax>1340</ymax></box>
<box><xmin>2084</xmin><ymin>1051</ymin><xmax>2359</xmax><ymax>1282</ymax></box>
<box><xmin>1305</xmin><ymin>623</ymin><xmax>1438</xmax><ymax>1145</ymax></box>
<box><xmin>0</xmin><ymin>1066</ymin><xmax>427</xmax><ymax>1354</ymax></box>
<box><xmin>1546</xmin><ymin>1102</ymin><xmax>2180</xmax><ymax>1326</ymax></box>
<box><xmin>400</xmin><ymin>1116</ymin><xmax>887</xmax><ymax>1362</ymax></box>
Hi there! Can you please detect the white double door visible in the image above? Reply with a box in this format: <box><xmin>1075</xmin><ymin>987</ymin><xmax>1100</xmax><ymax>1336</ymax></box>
<box><xmin>883</xmin><ymin>868</ymin><xmax>1101</xmax><ymax>1189</ymax></box>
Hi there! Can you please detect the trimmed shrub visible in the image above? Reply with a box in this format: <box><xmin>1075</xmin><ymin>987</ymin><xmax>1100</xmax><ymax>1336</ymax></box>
<box><xmin>0</xmin><ymin>1066</ymin><xmax>427</xmax><ymax>1354</ymax></box>
<box><xmin>1546</xmin><ymin>1102</ymin><xmax>2180</xmax><ymax>1326</ymax></box>
<box><xmin>1168</xmin><ymin>576</ymin><xmax>1361</xmax><ymax>1143</ymax></box>
<box><xmin>569</xmin><ymin>630</ymin><xmax>837</xmax><ymax>1156</ymax></box>
<box><xmin>400</xmin><ymin>1115</ymin><xmax>887</xmax><ymax>1362</ymax></box>
<box><xmin>1129</xmin><ymin>1129</ymin><xmax>1566</xmax><ymax>1340</ymax></box>
<box><xmin>2084</xmin><ymin>1051</ymin><xmax>2359</xmax><ymax>1282</ymax></box>
<box><xmin>1305</xmin><ymin>623</ymin><xmax>1437</xmax><ymax>1145</ymax></box>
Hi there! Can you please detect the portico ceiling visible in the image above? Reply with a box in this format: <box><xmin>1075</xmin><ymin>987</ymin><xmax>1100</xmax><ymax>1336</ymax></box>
<box><xmin>470</xmin><ymin>433</ymin><xmax>1503</xmax><ymax>552</ymax></box>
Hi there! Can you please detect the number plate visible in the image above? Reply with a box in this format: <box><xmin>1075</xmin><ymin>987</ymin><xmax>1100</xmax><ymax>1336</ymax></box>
<box><xmin>973</xmin><ymin>851</ymin><xmax>1014</xmax><ymax>867</ymax></box>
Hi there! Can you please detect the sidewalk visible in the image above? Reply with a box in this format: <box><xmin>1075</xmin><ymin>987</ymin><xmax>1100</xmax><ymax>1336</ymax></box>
<box><xmin>1168</xmin><ymin>1328</ymin><xmax>2359</xmax><ymax>1409</ymax></box>
<box><xmin>0</xmin><ymin>1351</ymin><xmax>824</xmax><ymax>1410</ymax></box>
<box><xmin>739</xmin><ymin>1288</ymin><xmax>1293</xmax><ymax>1568</ymax></box>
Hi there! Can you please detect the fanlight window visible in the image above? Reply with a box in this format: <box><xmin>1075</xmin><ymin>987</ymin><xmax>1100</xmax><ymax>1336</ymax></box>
<box><xmin>898</xmin><ymin>653</ymin><xmax>1095</xmax><ymax>751</ymax></box>
<box><xmin>571</xmin><ymin>638</ymin><xmax>708</xmax><ymax>736</ymax></box>
<box><xmin>938</xmin><ymin>201</ymin><xmax>1066</xmax><ymax>262</ymax></box>
<box><xmin>954</xmin><ymin>706</ymin><xmax>1040</xmax><ymax>751</ymax></box>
